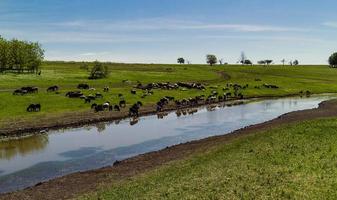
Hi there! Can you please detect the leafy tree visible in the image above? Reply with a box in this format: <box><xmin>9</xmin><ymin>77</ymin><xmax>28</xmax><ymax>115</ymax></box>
<box><xmin>206</xmin><ymin>54</ymin><xmax>217</xmax><ymax>66</ymax></box>
<box><xmin>281</xmin><ymin>59</ymin><xmax>286</xmax><ymax>66</ymax></box>
<box><xmin>257</xmin><ymin>60</ymin><xmax>266</xmax><ymax>65</ymax></box>
<box><xmin>329</xmin><ymin>53</ymin><xmax>337</xmax><ymax>68</ymax></box>
<box><xmin>0</xmin><ymin>36</ymin><xmax>44</xmax><ymax>74</ymax></box>
<box><xmin>244</xmin><ymin>59</ymin><xmax>253</xmax><ymax>65</ymax></box>
<box><xmin>239</xmin><ymin>51</ymin><xmax>247</xmax><ymax>65</ymax></box>
<box><xmin>265</xmin><ymin>60</ymin><xmax>273</xmax><ymax>65</ymax></box>
<box><xmin>89</xmin><ymin>61</ymin><xmax>109</xmax><ymax>79</ymax></box>
<box><xmin>293</xmin><ymin>60</ymin><xmax>299</xmax><ymax>66</ymax></box>
<box><xmin>177</xmin><ymin>57</ymin><xmax>185</xmax><ymax>64</ymax></box>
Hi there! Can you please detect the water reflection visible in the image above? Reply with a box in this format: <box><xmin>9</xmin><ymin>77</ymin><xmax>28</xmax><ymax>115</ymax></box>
<box><xmin>95</xmin><ymin>123</ymin><xmax>106</xmax><ymax>133</ymax></box>
<box><xmin>0</xmin><ymin>134</ymin><xmax>49</xmax><ymax>160</ymax></box>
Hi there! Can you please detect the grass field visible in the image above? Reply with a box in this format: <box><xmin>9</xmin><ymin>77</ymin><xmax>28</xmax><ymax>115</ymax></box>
<box><xmin>1</xmin><ymin>61</ymin><xmax>337</xmax><ymax>127</ymax></box>
<box><xmin>80</xmin><ymin>117</ymin><xmax>337</xmax><ymax>199</ymax></box>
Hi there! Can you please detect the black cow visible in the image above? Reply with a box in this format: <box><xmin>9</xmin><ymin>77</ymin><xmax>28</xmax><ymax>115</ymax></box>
<box><xmin>66</xmin><ymin>91</ymin><xmax>83</xmax><ymax>98</ymax></box>
<box><xmin>119</xmin><ymin>100</ymin><xmax>126</xmax><ymax>108</ymax></box>
<box><xmin>27</xmin><ymin>104</ymin><xmax>41</xmax><ymax>112</ymax></box>
<box><xmin>77</xmin><ymin>83</ymin><xmax>90</xmax><ymax>89</ymax></box>
<box><xmin>47</xmin><ymin>86</ymin><xmax>59</xmax><ymax>92</ymax></box>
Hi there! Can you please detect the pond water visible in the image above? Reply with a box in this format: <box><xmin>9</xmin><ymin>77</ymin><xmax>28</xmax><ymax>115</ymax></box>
<box><xmin>0</xmin><ymin>95</ymin><xmax>335</xmax><ymax>193</ymax></box>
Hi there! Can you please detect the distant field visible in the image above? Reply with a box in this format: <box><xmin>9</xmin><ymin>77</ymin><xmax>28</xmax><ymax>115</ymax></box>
<box><xmin>1</xmin><ymin>62</ymin><xmax>337</xmax><ymax>127</ymax></box>
<box><xmin>81</xmin><ymin>117</ymin><xmax>337</xmax><ymax>199</ymax></box>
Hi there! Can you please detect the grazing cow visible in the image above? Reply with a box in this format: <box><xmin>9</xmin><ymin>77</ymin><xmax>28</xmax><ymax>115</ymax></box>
<box><xmin>103</xmin><ymin>102</ymin><xmax>110</xmax><ymax>110</ymax></box>
<box><xmin>129</xmin><ymin>104</ymin><xmax>140</xmax><ymax>117</ymax></box>
<box><xmin>91</xmin><ymin>103</ymin><xmax>98</xmax><ymax>109</ymax></box>
<box><xmin>66</xmin><ymin>91</ymin><xmax>83</xmax><ymax>98</ymax></box>
<box><xmin>103</xmin><ymin>86</ymin><xmax>109</xmax><ymax>92</ymax></box>
<box><xmin>77</xmin><ymin>83</ymin><xmax>90</xmax><ymax>90</ymax></box>
<box><xmin>84</xmin><ymin>97</ymin><xmax>91</xmax><ymax>103</ymax></box>
<box><xmin>94</xmin><ymin>104</ymin><xmax>104</xmax><ymax>112</ymax></box>
<box><xmin>13</xmin><ymin>89</ymin><xmax>28</xmax><ymax>95</ymax></box>
<box><xmin>27</xmin><ymin>104</ymin><xmax>41</xmax><ymax>112</ymax></box>
<box><xmin>95</xmin><ymin>93</ymin><xmax>103</xmax><ymax>98</ymax></box>
<box><xmin>114</xmin><ymin>105</ymin><xmax>120</xmax><ymax>111</ymax></box>
<box><xmin>47</xmin><ymin>86</ymin><xmax>59</xmax><ymax>92</ymax></box>
<box><xmin>87</xmin><ymin>95</ymin><xmax>96</xmax><ymax>100</ymax></box>
<box><xmin>131</xmin><ymin>89</ymin><xmax>137</xmax><ymax>95</ymax></box>
<box><xmin>119</xmin><ymin>100</ymin><xmax>126</xmax><ymax>108</ymax></box>
<box><xmin>20</xmin><ymin>87</ymin><xmax>38</xmax><ymax>94</ymax></box>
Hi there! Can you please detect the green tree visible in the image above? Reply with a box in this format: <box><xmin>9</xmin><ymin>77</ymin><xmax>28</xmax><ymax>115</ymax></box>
<box><xmin>293</xmin><ymin>60</ymin><xmax>299</xmax><ymax>66</ymax></box>
<box><xmin>206</xmin><ymin>54</ymin><xmax>217</xmax><ymax>66</ymax></box>
<box><xmin>89</xmin><ymin>61</ymin><xmax>109</xmax><ymax>79</ymax></box>
<box><xmin>177</xmin><ymin>57</ymin><xmax>185</xmax><ymax>64</ymax></box>
<box><xmin>329</xmin><ymin>53</ymin><xmax>337</xmax><ymax>68</ymax></box>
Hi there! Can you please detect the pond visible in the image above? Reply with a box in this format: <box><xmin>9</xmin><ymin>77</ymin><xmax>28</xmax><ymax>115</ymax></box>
<box><xmin>0</xmin><ymin>95</ymin><xmax>335</xmax><ymax>193</ymax></box>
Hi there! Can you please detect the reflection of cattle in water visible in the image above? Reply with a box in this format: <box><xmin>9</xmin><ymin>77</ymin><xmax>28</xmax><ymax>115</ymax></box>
<box><xmin>207</xmin><ymin>105</ymin><xmax>217</xmax><ymax>111</ymax></box>
<box><xmin>66</xmin><ymin>91</ymin><xmax>83</xmax><ymax>98</ymax></box>
<box><xmin>157</xmin><ymin>112</ymin><xmax>169</xmax><ymax>119</ymax></box>
<box><xmin>47</xmin><ymin>85</ymin><xmax>59</xmax><ymax>92</ymax></box>
<box><xmin>176</xmin><ymin>110</ymin><xmax>182</xmax><ymax>117</ymax></box>
<box><xmin>187</xmin><ymin>108</ymin><xmax>198</xmax><ymax>115</ymax></box>
<box><xmin>27</xmin><ymin>104</ymin><xmax>41</xmax><ymax>112</ymax></box>
<box><xmin>77</xmin><ymin>83</ymin><xmax>90</xmax><ymax>90</ymax></box>
<box><xmin>130</xmin><ymin>118</ymin><xmax>139</xmax><ymax>126</ymax></box>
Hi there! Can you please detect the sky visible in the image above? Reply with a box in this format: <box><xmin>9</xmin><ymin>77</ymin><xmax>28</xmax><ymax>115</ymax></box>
<box><xmin>1</xmin><ymin>0</ymin><xmax>337</xmax><ymax>64</ymax></box>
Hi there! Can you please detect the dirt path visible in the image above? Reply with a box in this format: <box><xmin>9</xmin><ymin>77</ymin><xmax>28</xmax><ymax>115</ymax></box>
<box><xmin>1</xmin><ymin>99</ymin><xmax>337</xmax><ymax>200</ymax></box>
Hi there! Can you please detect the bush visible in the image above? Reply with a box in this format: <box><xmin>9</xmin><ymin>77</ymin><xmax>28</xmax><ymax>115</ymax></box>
<box><xmin>89</xmin><ymin>61</ymin><xmax>109</xmax><ymax>79</ymax></box>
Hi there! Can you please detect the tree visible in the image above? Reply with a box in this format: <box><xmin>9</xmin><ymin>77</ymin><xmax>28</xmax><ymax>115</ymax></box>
<box><xmin>177</xmin><ymin>57</ymin><xmax>185</xmax><ymax>64</ymax></box>
<box><xmin>257</xmin><ymin>60</ymin><xmax>266</xmax><ymax>65</ymax></box>
<box><xmin>0</xmin><ymin>36</ymin><xmax>44</xmax><ymax>74</ymax></box>
<box><xmin>244</xmin><ymin>60</ymin><xmax>253</xmax><ymax>65</ymax></box>
<box><xmin>329</xmin><ymin>53</ymin><xmax>337</xmax><ymax>68</ymax></box>
<box><xmin>265</xmin><ymin>60</ymin><xmax>273</xmax><ymax>65</ymax></box>
<box><xmin>206</xmin><ymin>54</ymin><xmax>217</xmax><ymax>66</ymax></box>
<box><xmin>281</xmin><ymin>59</ymin><xmax>286</xmax><ymax>66</ymax></box>
<box><xmin>89</xmin><ymin>61</ymin><xmax>109</xmax><ymax>79</ymax></box>
<box><xmin>219</xmin><ymin>58</ymin><xmax>224</xmax><ymax>65</ymax></box>
<box><xmin>239</xmin><ymin>51</ymin><xmax>247</xmax><ymax>65</ymax></box>
<box><xmin>293</xmin><ymin>60</ymin><xmax>299</xmax><ymax>66</ymax></box>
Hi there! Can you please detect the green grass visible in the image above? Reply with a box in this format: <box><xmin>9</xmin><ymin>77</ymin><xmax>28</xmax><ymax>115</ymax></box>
<box><xmin>80</xmin><ymin>117</ymin><xmax>337</xmax><ymax>199</ymax></box>
<box><xmin>1</xmin><ymin>61</ymin><xmax>337</xmax><ymax>126</ymax></box>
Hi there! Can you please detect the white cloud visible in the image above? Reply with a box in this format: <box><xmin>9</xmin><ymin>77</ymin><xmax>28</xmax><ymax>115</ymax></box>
<box><xmin>53</xmin><ymin>18</ymin><xmax>305</xmax><ymax>32</ymax></box>
<box><xmin>322</xmin><ymin>21</ymin><xmax>337</xmax><ymax>28</ymax></box>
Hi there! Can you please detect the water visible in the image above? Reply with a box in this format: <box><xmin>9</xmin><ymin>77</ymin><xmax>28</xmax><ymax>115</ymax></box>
<box><xmin>0</xmin><ymin>95</ymin><xmax>335</xmax><ymax>193</ymax></box>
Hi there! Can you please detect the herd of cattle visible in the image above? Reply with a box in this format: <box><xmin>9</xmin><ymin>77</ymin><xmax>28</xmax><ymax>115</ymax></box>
<box><xmin>12</xmin><ymin>81</ymin><xmax>284</xmax><ymax>118</ymax></box>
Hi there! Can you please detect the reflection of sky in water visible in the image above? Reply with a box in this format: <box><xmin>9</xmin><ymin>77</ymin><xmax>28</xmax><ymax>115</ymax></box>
<box><xmin>0</xmin><ymin>95</ymin><xmax>335</xmax><ymax>193</ymax></box>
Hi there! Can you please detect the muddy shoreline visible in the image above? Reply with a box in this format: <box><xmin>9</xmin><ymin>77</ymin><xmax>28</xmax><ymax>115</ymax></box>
<box><xmin>0</xmin><ymin>93</ymin><xmax>306</xmax><ymax>139</ymax></box>
<box><xmin>1</xmin><ymin>98</ymin><xmax>337</xmax><ymax>200</ymax></box>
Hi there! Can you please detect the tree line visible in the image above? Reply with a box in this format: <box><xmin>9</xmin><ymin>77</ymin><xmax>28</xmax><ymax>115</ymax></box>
<box><xmin>0</xmin><ymin>37</ymin><xmax>44</xmax><ymax>74</ymax></box>
<box><xmin>178</xmin><ymin>52</ymin><xmax>299</xmax><ymax>66</ymax></box>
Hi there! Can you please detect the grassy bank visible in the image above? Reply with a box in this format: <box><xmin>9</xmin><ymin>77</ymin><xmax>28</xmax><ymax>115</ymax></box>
<box><xmin>1</xmin><ymin>62</ymin><xmax>337</xmax><ymax>128</ymax></box>
<box><xmin>81</xmin><ymin>117</ymin><xmax>337</xmax><ymax>199</ymax></box>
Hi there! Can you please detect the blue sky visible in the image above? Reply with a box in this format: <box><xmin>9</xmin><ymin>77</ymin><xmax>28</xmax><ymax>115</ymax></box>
<box><xmin>1</xmin><ymin>0</ymin><xmax>337</xmax><ymax>64</ymax></box>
